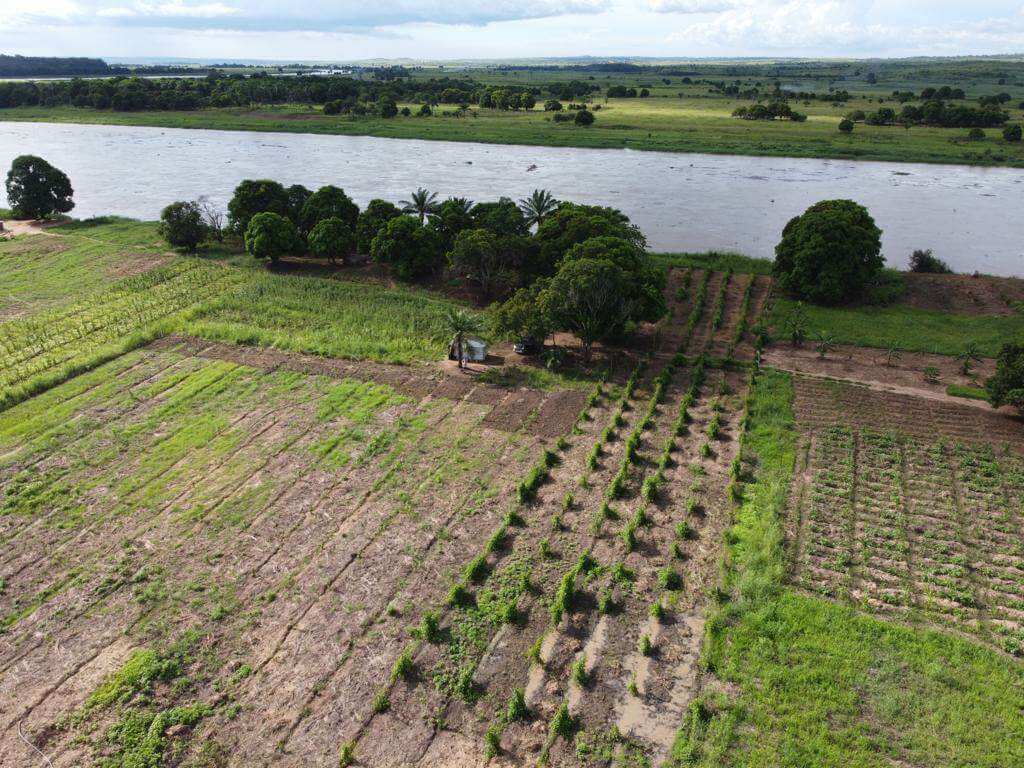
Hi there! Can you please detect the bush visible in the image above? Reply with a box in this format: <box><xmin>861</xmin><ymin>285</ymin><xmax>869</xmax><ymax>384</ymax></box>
<box><xmin>838</xmin><ymin>118</ymin><xmax>854</xmax><ymax>133</ymax></box>
<box><xmin>967</xmin><ymin>127</ymin><xmax>986</xmax><ymax>141</ymax></box>
<box><xmin>244</xmin><ymin>212</ymin><xmax>299</xmax><ymax>263</ymax></box>
<box><xmin>5</xmin><ymin>155</ymin><xmax>74</xmax><ymax>219</ymax></box>
<box><xmin>986</xmin><ymin>343</ymin><xmax>1024</xmax><ymax>411</ymax></box>
<box><xmin>307</xmin><ymin>217</ymin><xmax>355</xmax><ymax>265</ymax></box>
<box><xmin>1003</xmin><ymin>124</ymin><xmax>1022</xmax><ymax>142</ymax></box>
<box><xmin>909</xmin><ymin>248</ymin><xmax>952</xmax><ymax>274</ymax></box>
<box><xmin>773</xmin><ymin>199</ymin><xmax>883</xmax><ymax>305</ymax></box>
<box><xmin>159</xmin><ymin>200</ymin><xmax>207</xmax><ymax>252</ymax></box>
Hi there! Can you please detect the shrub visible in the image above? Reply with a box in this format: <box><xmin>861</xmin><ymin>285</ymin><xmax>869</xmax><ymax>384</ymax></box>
<box><xmin>773</xmin><ymin>199</ymin><xmax>883</xmax><ymax>305</ymax></box>
<box><xmin>967</xmin><ymin>127</ymin><xmax>986</xmax><ymax>141</ymax></box>
<box><xmin>838</xmin><ymin>118</ymin><xmax>854</xmax><ymax>133</ymax></box>
<box><xmin>159</xmin><ymin>200</ymin><xmax>207</xmax><ymax>252</ymax></box>
<box><xmin>574</xmin><ymin>109</ymin><xmax>595</xmax><ymax>126</ymax></box>
<box><xmin>1004</xmin><ymin>124</ymin><xmax>1023</xmax><ymax>142</ymax></box>
<box><xmin>908</xmin><ymin>248</ymin><xmax>952</xmax><ymax>274</ymax></box>
<box><xmin>985</xmin><ymin>343</ymin><xmax>1024</xmax><ymax>411</ymax></box>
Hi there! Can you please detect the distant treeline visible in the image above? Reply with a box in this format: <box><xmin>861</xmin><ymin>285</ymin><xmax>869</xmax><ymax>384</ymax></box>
<box><xmin>0</xmin><ymin>72</ymin><xmax>599</xmax><ymax>112</ymax></box>
<box><xmin>0</xmin><ymin>55</ymin><xmax>118</xmax><ymax>78</ymax></box>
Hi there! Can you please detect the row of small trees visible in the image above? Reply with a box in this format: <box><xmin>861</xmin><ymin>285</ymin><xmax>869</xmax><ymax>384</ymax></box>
<box><xmin>160</xmin><ymin>182</ymin><xmax>666</xmax><ymax>359</ymax></box>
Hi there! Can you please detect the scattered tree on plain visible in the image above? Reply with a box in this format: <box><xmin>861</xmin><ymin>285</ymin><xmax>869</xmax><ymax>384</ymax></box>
<box><xmin>5</xmin><ymin>155</ymin><xmax>74</xmax><ymax>219</ymax></box>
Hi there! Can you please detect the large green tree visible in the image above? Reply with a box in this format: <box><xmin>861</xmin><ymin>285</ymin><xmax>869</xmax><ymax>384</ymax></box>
<box><xmin>370</xmin><ymin>215</ymin><xmax>443</xmax><ymax>281</ymax></box>
<box><xmin>489</xmin><ymin>280</ymin><xmax>552</xmax><ymax>343</ymax></box>
<box><xmin>533</xmin><ymin>203</ymin><xmax>646</xmax><ymax>280</ymax></box>
<box><xmin>446</xmin><ymin>228</ymin><xmax>522</xmax><ymax>300</ymax></box>
<box><xmin>774</xmin><ymin>199</ymin><xmax>883</xmax><ymax>305</ymax></box>
<box><xmin>5</xmin><ymin>155</ymin><xmax>74</xmax><ymax>219</ymax></box>
<box><xmin>244</xmin><ymin>211</ymin><xmax>300</xmax><ymax>264</ymax></box>
<box><xmin>355</xmin><ymin>199</ymin><xmax>401</xmax><ymax>253</ymax></box>
<box><xmin>541</xmin><ymin>258</ymin><xmax>629</xmax><ymax>361</ymax></box>
<box><xmin>159</xmin><ymin>200</ymin><xmax>207</xmax><ymax>252</ymax></box>
<box><xmin>471</xmin><ymin>197</ymin><xmax>530</xmax><ymax>238</ymax></box>
<box><xmin>560</xmin><ymin>236</ymin><xmax>666</xmax><ymax>324</ymax></box>
<box><xmin>228</xmin><ymin>179</ymin><xmax>290</xmax><ymax>234</ymax></box>
<box><xmin>430</xmin><ymin>197</ymin><xmax>476</xmax><ymax>250</ymax></box>
<box><xmin>307</xmin><ymin>217</ymin><xmax>355</xmax><ymax>265</ymax></box>
<box><xmin>519</xmin><ymin>189</ymin><xmax>558</xmax><ymax>228</ymax></box>
<box><xmin>300</xmin><ymin>185</ymin><xmax>359</xmax><ymax>234</ymax></box>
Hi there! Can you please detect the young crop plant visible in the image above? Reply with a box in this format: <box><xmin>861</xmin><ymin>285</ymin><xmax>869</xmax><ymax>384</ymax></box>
<box><xmin>390</xmin><ymin>646</ymin><xmax>416</xmax><ymax>682</ymax></box>
<box><xmin>372</xmin><ymin>688</ymin><xmax>391</xmax><ymax>713</ymax></box>
<box><xmin>338</xmin><ymin>741</ymin><xmax>356</xmax><ymax>767</ymax></box>
<box><xmin>551</xmin><ymin>569</ymin><xmax>577</xmax><ymax>625</ymax></box>
<box><xmin>527</xmin><ymin>636</ymin><xmax>544</xmax><ymax>665</ymax></box>
<box><xmin>706</xmin><ymin>413</ymin><xmax>722</xmax><ymax>439</ymax></box>
<box><xmin>650</xmin><ymin>600</ymin><xmax>666</xmax><ymax>622</ymax></box>
<box><xmin>658</xmin><ymin>567</ymin><xmax>683</xmax><ymax>590</ymax></box>
<box><xmin>621</xmin><ymin>520</ymin><xmax>638</xmax><ymax>553</ymax></box>
<box><xmin>549</xmin><ymin>703</ymin><xmax>575</xmax><ymax>739</ymax></box>
<box><xmin>711</xmin><ymin>270</ymin><xmax>732</xmax><ymax>331</ymax></box>
<box><xmin>570</xmin><ymin>654</ymin><xmax>589</xmax><ymax>686</ymax></box>
<box><xmin>638</xmin><ymin>634</ymin><xmax>653</xmax><ymax>656</ymax></box>
<box><xmin>507</xmin><ymin>688</ymin><xmax>529</xmax><ymax>721</ymax></box>
<box><xmin>598</xmin><ymin>587</ymin><xmax>616</xmax><ymax>615</ymax></box>
<box><xmin>464</xmin><ymin>554</ymin><xmax>490</xmax><ymax>583</ymax></box>
<box><xmin>447</xmin><ymin>583</ymin><xmax>472</xmax><ymax>608</ymax></box>
<box><xmin>416</xmin><ymin>611</ymin><xmax>441</xmax><ymax>643</ymax></box>
<box><xmin>484</xmin><ymin>725</ymin><xmax>502</xmax><ymax>759</ymax></box>
<box><xmin>485</xmin><ymin>525</ymin><xmax>508</xmax><ymax>554</ymax></box>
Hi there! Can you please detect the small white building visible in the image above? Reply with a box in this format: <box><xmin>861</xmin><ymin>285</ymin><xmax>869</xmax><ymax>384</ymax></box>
<box><xmin>449</xmin><ymin>337</ymin><xmax>488</xmax><ymax>363</ymax></box>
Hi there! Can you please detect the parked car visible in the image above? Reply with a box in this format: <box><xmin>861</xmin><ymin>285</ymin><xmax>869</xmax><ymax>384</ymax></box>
<box><xmin>513</xmin><ymin>337</ymin><xmax>543</xmax><ymax>355</ymax></box>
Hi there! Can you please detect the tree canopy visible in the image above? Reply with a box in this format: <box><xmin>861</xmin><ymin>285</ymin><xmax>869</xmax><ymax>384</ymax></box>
<box><xmin>774</xmin><ymin>199</ymin><xmax>883</xmax><ymax>305</ymax></box>
<box><xmin>370</xmin><ymin>215</ymin><xmax>443</xmax><ymax>280</ymax></box>
<box><xmin>986</xmin><ymin>343</ymin><xmax>1024</xmax><ymax>411</ymax></box>
<box><xmin>244</xmin><ymin>211</ymin><xmax>299</xmax><ymax>263</ymax></box>
<box><xmin>228</xmin><ymin>179</ymin><xmax>291</xmax><ymax>234</ymax></box>
<box><xmin>533</xmin><ymin>202</ymin><xmax>646</xmax><ymax>280</ymax></box>
<box><xmin>540</xmin><ymin>258</ymin><xmax>629</xmax><ymax>360</ymax></box>
<box><xmin>159</xmin><ymin>200</ymin><xmax>207</xmax><ymax>252</ymax></box>
<box><xmin>356</xmin><ymin>199</ymin><xmax>402</xmax><ymax>253</ymax></box>
<box><xmin>5</xmin><ymin>155</ymin><xmax>74</xmax><ymax>219</ymax></box>
<box><xmin>308</xmin><ymin>217</ymin><xmax>355</xmax><ymax>265</ymax></box>
<box><xmin>300</xmin><ymin>185</ymin><xmax>359</xmax><ymax>233</ymax></box>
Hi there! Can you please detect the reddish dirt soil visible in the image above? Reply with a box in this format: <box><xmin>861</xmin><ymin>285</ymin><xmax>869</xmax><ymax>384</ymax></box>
<box><xmin>902</xmin><ymin>272</ymin><xmax>1024</xmax><ymax>316</ymax></box>
<box><xmin>764</xmin><ymin>343</ymin><xmax>999</xmax><ymax>411</ymax></box>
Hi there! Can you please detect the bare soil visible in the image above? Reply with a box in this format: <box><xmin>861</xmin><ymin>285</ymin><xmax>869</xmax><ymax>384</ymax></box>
<box><xmin>902</xmin><ymin>272</ymin><xmax>1024</xmax><ymax>316</ymax></box>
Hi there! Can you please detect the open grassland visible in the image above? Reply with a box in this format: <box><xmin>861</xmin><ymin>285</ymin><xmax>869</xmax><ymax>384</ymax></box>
<box><xmin>683</xmin><ymin>369</ymin><xmax>1024</xmax><ymax>768</ymax></box>
<box><xmin>4</xmin><ymin>89</ymin><xmax>1024</xmax><ymax>166</ymax></box>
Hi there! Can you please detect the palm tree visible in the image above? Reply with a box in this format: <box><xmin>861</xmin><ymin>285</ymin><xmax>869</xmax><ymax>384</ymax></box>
<box><xmin>519</xmin><ymin>189</ymin><xmax>558</xmax><ymax>228</ymax></box>
<box><xmin>401</xmin><ymin>188</ymin><xmax>440</xmax><ymax>223</ymax></box>
<box><xmin>444</xmin><ymin>308</ymin><xmax>484</xmax><ymax>370</ymax></box>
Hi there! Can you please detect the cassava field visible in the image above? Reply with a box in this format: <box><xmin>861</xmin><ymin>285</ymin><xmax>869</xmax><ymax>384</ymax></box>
<box><xmin>1</xmin><ymin>220</ymin><xmax>1023</xmax><ymax>768</ymax></box>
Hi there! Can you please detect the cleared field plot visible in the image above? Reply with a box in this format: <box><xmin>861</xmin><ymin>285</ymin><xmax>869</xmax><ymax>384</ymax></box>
<box><xmin>787</xmin><ymin>375</ymin><xmax>1024</xmax><ymax>656</ymax></box>
<box><xmin>0</xmin><ymin>219</ymin><xmax>172</xmax><ymax>320</ymax></box>
<box><xmin>1</xmin><ymin>268</ymin><xmax>759</xmax><ymax>767</ymax></box>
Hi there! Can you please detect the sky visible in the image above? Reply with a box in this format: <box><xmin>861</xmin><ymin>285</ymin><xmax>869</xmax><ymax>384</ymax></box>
<box><xmin>3</xmin><ymin>1</ymin><xmax>1024</xmax><ymax>62</ymax></box>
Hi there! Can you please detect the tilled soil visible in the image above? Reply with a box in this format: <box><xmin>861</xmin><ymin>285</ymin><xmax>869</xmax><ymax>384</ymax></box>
<box><xmin>1</xmin><ymin>269</ymin><xmax>766</xmax><ymax>768</ymax></box>
<box><xmin>787</xmin><ymin>374</ymin><xmax>1024</xmax><ymax>658</ymax></box>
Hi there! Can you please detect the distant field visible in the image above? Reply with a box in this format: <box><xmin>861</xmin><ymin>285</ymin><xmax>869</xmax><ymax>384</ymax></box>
<box><xmin>3</xmin><ymin>90</ymin><xmax>1023</xmax><ymax>166</ymax></box>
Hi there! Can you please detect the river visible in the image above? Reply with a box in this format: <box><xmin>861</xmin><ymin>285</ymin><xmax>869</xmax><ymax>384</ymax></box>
<box><xmin>1</xmin><ymin>121</ymin><xmax>1022</xmax><ymax>275</ymax></box>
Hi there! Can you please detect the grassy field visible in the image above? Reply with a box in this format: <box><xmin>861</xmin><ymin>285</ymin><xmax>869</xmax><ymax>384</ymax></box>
<box><xmin>768</xmin><ymin>296</ymin><xmax>1024</xmax><ymax>357</ymax></box>
<box><xmin>4</xmin><ymin>91</ymin><xmax>1024</xmax><ymax>166</ymax></box>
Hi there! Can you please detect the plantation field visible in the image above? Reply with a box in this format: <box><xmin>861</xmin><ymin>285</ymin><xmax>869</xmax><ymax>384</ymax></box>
<box><xmin>1</xmin><ymin>266</ymin><xmax>771</xmax><ymax>766</ymax></box>
<box><xmin>2</xmin><ymin>214</ymin><xmax>1023</xmax><ymax>768</ymax></box>
<box><xmin>786</xmin><ymin>376</ymin><xmax>1024</xmax><ymax>657</ymax></box>
<box><xmin>4</xmin><ymin>89</ymin><xmax>1024</xmax><ymax>166</ymax></box>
